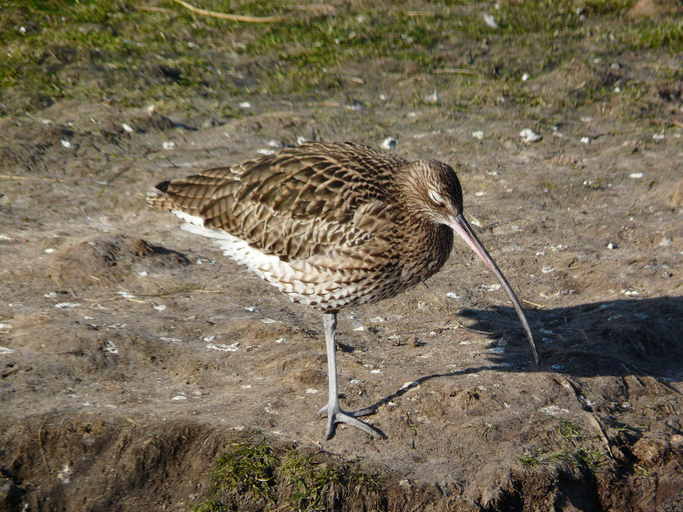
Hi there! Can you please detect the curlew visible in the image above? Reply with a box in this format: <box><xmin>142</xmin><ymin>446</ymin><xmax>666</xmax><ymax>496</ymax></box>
<box><xmin>147</xmin><ymin>141</ymin><xmax>538</xmax><ymax>439</ymax></box>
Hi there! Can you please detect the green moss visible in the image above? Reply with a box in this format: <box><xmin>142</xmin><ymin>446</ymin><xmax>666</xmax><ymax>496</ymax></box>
<box><xmin>210</xmin><ymin>442</ymin><xmax>278</xmax><ymax>503</ymax></box>
<box><xmin>192</xmin><ymin>441</ymin><xmax>384</xmax><ymax>512</ymax></box>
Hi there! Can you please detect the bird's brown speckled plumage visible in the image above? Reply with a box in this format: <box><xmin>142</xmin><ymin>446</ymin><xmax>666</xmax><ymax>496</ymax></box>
<box><xmin>148</xmin><ymin>142</ymin><xmax>458</xmax><ymax>312</ymax></box>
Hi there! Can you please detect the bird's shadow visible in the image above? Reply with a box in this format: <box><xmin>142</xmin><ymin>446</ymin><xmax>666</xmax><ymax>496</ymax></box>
<box><xmin>364</xmin><ymin>295</ymin><xmax>683</xmax><ymax>415</ymax></box>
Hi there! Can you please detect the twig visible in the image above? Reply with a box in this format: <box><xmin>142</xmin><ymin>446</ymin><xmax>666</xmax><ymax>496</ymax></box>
<box><xmin>522</xmin><ymin>298</ymin><xmax>546</xmax><ymax>309</ymax></box>
<box><xmin>0</xmin><ymin>174</ymin><xmax>62</xmax><ymax>182</ymax></box>
<box><xmin>171</xmin><ymin>0</ymin><xmax>286</xmax><ymax>23</ymax></box>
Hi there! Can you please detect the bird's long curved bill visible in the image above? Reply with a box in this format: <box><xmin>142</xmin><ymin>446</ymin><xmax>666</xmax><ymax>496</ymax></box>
<box><xmin>449</xmin><ymin>214</ymin><xmax>539</xmax><ymax>366</ymax></box>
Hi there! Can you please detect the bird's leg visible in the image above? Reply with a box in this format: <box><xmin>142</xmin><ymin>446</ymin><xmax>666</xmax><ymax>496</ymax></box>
<box><xmin>321</xmin><ymin>312</ymin><xmax>384</xmax><ymax>440</ymax></box>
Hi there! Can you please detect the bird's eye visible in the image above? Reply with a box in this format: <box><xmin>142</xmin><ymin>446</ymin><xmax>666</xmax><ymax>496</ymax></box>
<box><xmin>428</xmin><ymin>190</ymin><xmax>445</xmax><ymax>207</ymax></box>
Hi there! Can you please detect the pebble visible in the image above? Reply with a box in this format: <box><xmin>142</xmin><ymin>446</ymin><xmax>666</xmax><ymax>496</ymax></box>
<box><xmin>482</xmin><ymin>13</ymin><xmax>498</xmax><ymax>28</ymax></box>
<box><xmin>519</xmin><ymin>128</ymin><xmax>542</xmax><ymax>143</ymax></box>
<box><xmin>472</xmin><ymin>130</ymin><xmax>484</xmax><ymax>140</ymax></box>
<box><xmin>207</xmin><ymin>342</ymin><xmax>240</xmax><ymax>352</ymax></box>
<box><xmin>55</xmin><ymin>302</ymin><xmax>80</xmax><ymax>309</ymax></box>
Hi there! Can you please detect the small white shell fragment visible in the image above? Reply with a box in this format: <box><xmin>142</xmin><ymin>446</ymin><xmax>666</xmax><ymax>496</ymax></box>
<box><xmin>352</xmin><ymin>325</ymin><xmax>365</xmax><ymax>331</ymax></box>
<box><xmin>424</xmin><ymin>90</ymin><xmax>439</xmax><ymax>104</ymax></box>
<box><xmin>475</xmin><ymin>191</ymin><xmax>486</xmax><ymax>197</ymax></box>
<box><xmin>369</xmin><ymin>316</ymin><xmax>385</xmax><ymax>323</ymax></box>
<box><xmin>256</xmin><ymin>148</ymin><xmax>275</xmax><ymax>155</ymax></box>
<box><xmin>60</xmin><ymin>139</ymin><xmax>72</xmax><ymax>148</ymax></box>
<box><xmin>0</xmin><ymin>347</ymin><xmax>16</xmax><ymax>355</ymax></box>
<box><xmin>244</xmin><ymin>306</ymin><xmax>257</xmax><ymax>312</ymax></box>
<box><xmin>202</xmin><ymin>335</ymin><xmax>216</xmax><ymax>342</ymax></box>
<box><xmin>137</xmin><ymin>271</ymin><xmax>148</xmax><ymax>277</ymax></box>
<box><xmin>379</xmin><ymin>93</ymin><xmax>387</xmax><ymax>101</ymax></box>
<box><xmin>241</xmin><ymin>384</ymin><xmax>252</xmax><ymax>389</ymax></box>
<box><xmin>446</xmin><ymin>292</ymin><xmax>461</xmax><ymax>299</ymax></box>
<box><xmin>483</xmin><ymin>13</ymin><xmax>498</xmax><ymax>28</ymax></box>
<box><xmin>659</xmin><ymin>237</ymin><xmax>672</xmax><ymax>247</ymax></box>
<box><xmin>519</xmin><ymin>128</ymin><xmax>542</xmax><ymax>143</ymax></box>
<box><xmin>381</xmin><ymin>137</ymin><xmax>397</xmax><ymax>150</ymax></box>
<box><xmin>0</xmin><ymin>234</ymin><xmax>12</xmax><ymax>241</ymax></box>
<box><xmin>481</xmin><ymin>283</ymin><xmax>502</xmax><ymax>292</ymax></box>
<box><xmin>349</xmin><ymin>379</ymin><xmax>362</xmax><ymax>385</ymax></box>
<box><xmin>522</xmin><ymin>73</ymin><xmax>530</xmax><ymax>81</ymax></box>
<box><xmin>305</xmin><ymin>388</ymin><xmax>319</xmax><ymax>394</ymax></box>
<box><xmin>55</xmin><ymin>302</ymin><xmax>80</xmax><ymax>309</ymax></box>
<box><xmin>0</xmin><ymin>323</ymin><xmax>11</xmax><ymax>330</ymax></box>
<box><xmin>103</xmin><ymin>340</ymin><xmax>118</xmax><ymax>354</ymax></box>
<box><xmin>122</xmin><ymin>123</ymin><xmax>134</xmax><ymax>133</ymax></box>
<box><xmin>580</xmin><ymin>136</ymin><xmax>591</xmax><ymax>144</ymax></box>
<box><xmin>207</xmin><ymin>342</ymin><xmax>240</xmax><ymax>352</ymax></box>
<box><xmin>267</xmin><ymin>139</ymin><xmax>281</xmax><ymax>148</ymax></box>
<box><xmin>274</xmin><ymin>337</ymin><xmax>287</xmax><ymax>344</ymax></box>
<box><xmin>401</xmin><ymin>381</ymin><xmax>418</xmax><ymax>390</ymax></box>
<box><xmin>472</xmin><ymin>130</ymin><xmax>484</xmax><ymax>140</ymax></box>
<box><xmin>261</xmin><ymin>318</ymin><xmax>279</xmax><ymax>324</ymax></box>
<box><xmin>296</xmin><ymin>136</ymin><xmax>307</xmax><ymax>145</ymax></box>
<box><xmin>629</xmin><ymin>172</ymin><xmax>644</xmax><ymax>179</ymax></box>
<box><xmin>117</xmin><ymin>291</ymin><xmax>136</xmax><ymax>299</ymax></box>
<box><xmin>171</xmin><ymin>395</ymin><xmax>187</xmax><ymax>401</ymax></box>
<box><xmin>652</xmin><ymin>133</ymin><xmax>665</xmax><ymax>140</ymax></box>
<box><xmin>622</xmin><ymin>289</ymin><xmax>640</xmax><ymax>296</ymax></box>
<box><xmin>370</xmin><ymin>369</ymin><xmax>383</xmax><ymax>374</ymax></box>
<box><xmin>541</xmin><ymin>266</ymin><xmax>554</xmax><ymax>274</ymax></box>
<box><xmin>162</xmin><ymin>141</ymin><xmax>175</xmax><ymax>150</ymax></box>
<box><xmin>160</xmin><ymin>337</ymin><xmax>181</xmax><ymax>343</ymax></box>
<box><xmin>238</xmin><ymin>101</ymin><xmax>252</xmax><ymax>109</ymax></box>
<box><xmin>540</xmin><ymin>405</ymin><xmax>570</xmax><ymax>416</ymax></box>
<box><xmin>607</xmin><ymin>242</ymin><xmax>618</xmax><ymax>250</ymax></box>
<box><xmin>153</xmin><ymin>304</ymin><xmax>167</xmax><ymax>312</ymax></box>
<box><xmin>44</xmin><ymin>248</ymin><xmax>55</xmax><ymax>254</ymax></box>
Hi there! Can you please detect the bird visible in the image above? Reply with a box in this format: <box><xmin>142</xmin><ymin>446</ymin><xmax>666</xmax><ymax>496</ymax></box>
<box><xmin>147</xmin><ymin>141</ymin><xmax>539</xmax><ymax>440</ymax></box>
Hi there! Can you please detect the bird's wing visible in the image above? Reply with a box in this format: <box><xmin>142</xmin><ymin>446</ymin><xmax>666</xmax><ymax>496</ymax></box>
<box><xmin>147</xmin><ymin>142</ymin><xmax>407</xmax><ymax>261</ymax></box>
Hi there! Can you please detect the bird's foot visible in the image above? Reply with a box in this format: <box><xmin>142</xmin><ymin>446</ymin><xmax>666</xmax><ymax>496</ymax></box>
<box><xmin>321</xmin><ymin>404</ymin><xmax>385</xmax><ymax>440</ymax></box>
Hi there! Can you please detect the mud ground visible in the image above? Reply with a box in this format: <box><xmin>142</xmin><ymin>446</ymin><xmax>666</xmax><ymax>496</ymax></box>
<box><xmin>1</xmin><ymin>1</ymin><xmax>682</xmax><ymax>511</ymax></box>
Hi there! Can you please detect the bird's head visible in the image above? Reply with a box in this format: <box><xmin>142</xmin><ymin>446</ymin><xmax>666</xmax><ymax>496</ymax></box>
<box><xmin>399</xmin><ymin>159</ymin><xmax>539</xmax><ymax>366</ymax></box>
<box><xmin>400</xmin><ymin>160</ymin><xmax>464</xmax><ymax>225</ymax></box>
